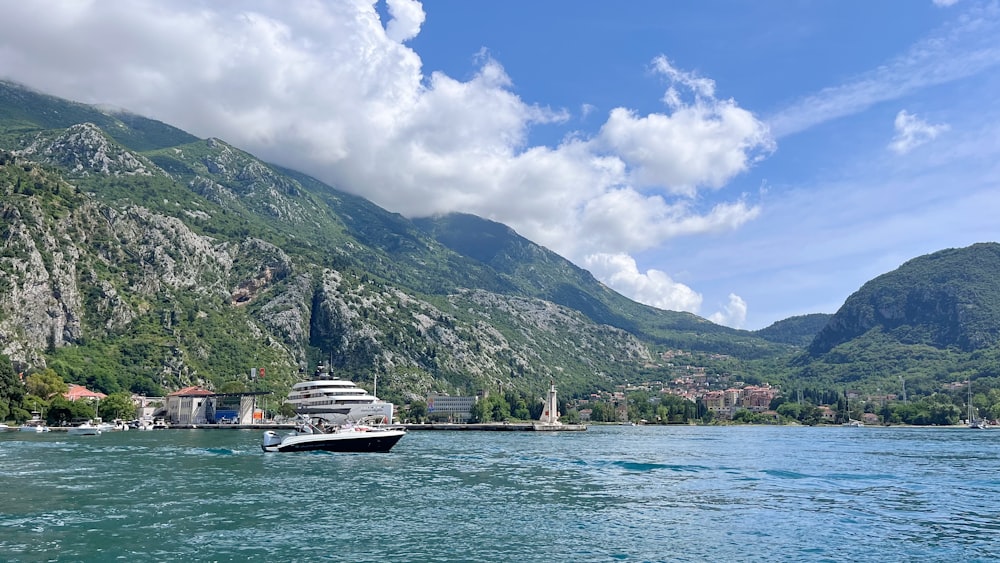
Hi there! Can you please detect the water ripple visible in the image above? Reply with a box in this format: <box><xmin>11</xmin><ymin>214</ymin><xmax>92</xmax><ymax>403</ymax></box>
<box><xmin>2</xmin><ymin>426</ymin><xmax>1000</xmax><ymax>561</ymax></box>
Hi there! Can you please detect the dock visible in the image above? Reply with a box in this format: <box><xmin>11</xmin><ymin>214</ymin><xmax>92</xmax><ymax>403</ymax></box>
<box><xmin>396</xmin><ymin>422</ymin><xmax>586</xmax><ymax>432</ymax></box>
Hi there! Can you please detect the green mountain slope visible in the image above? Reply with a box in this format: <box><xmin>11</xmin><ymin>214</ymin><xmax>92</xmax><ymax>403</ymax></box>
<box><xmin>754</xmin><ymin>313</ymin><xmax>832</xmax><ymax>347</ymax></box>
<box><xmin>810</xmin><ymin>243</ymin><xmax>1000</xmax><ymax>355</ymax></box>
<box><xmin>0</xmin><ymin>80</ymin><xmax>197</xmax><ymax>151</ymax></box>
<box><xmin>413</xmin><ymin>213</ymin><xmax>787</xmax><ymax>358</ymax></box>
<box><xmin>5</xmin><ymin>82</ymin><xmax>780</xmax><ymax>404</ymax></box>
<box><xmin>788</xmin><ymin>243</ymin><xmax>1000</xmax><ymax>398</ymax></box>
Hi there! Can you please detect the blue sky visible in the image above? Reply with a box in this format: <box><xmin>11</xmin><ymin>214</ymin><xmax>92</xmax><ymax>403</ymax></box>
<box><xmin>1</xmin><ymin>0</ymin><xmax>998</xmax><ymax>330</ymax></box>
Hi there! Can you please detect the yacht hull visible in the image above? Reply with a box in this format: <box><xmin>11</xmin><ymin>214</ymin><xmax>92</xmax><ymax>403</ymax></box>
<box><xmin>261</xmin><ymin>428</ymin><xmax>405</xmax><ymax>453</ymax></box>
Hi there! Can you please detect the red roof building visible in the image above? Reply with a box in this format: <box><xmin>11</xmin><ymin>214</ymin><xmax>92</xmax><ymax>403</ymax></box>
<box><xmin>64</xmin><ymin>384</ymin><xmax>108</xmax><ymax>402</ymax></box>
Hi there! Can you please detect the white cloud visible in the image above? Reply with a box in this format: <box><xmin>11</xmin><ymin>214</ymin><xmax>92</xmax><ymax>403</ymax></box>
<box><xmin>933</xmin><ymin>0</ymin><xmax>960</xmax><ymax>6</ymax></box>
<box><xmin>384</xmin><ymin>0</ymin><xmax>425</xmax><ymax>42</ymax></box>
<box><xmin>708</xmin><ymin>294</ymin><xmax>748</xmax><ymax>328</ymax></box>
<box><xmin>767</xmin><ymin>2</ymin><xmax>1000</xmax><ymax>138</ymax></box>
<box><xmin>582</xmin><ymin>253</ymin><xmax>703</xmax><ymax>313</ymax></box>
<box><xmin>596</xmin><ymin>56</ymin><xmax>774</xmax><ymax>197</ymax></box>
<box><xmin>0</xmin><ymin>0</ymin><xmax>771</xmax><ymax>326</ymax></box>
<box><xmin>888</xmin><ymin>110</ymin><xmax>949</xmax><ymax>154</ymax></box>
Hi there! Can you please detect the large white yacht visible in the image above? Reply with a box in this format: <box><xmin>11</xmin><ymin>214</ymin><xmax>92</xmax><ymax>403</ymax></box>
<box><xmin>285</xmin><ymin>365</ymin><xmax>394</xmax><ymax>425</ymax></box>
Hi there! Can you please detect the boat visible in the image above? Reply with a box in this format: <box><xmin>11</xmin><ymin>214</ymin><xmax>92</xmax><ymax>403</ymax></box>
<box><xmin>130</xmin><ymin>417</ymin><xmax>155</xmax><ymax>430</ymax></box>
<box><xmin>0</xmin><ymin>423</ymin><xmax>12</xmax><ymax>432</ymax></box>
<box><xmin>967</xmin><ymin>379</ymin><xmax>989</xmax><ymax>429</ymax></box>
<box><xmin>19</xmin><ymin>412</ymin><xmax>50</xmax><ymax>433</ymax></box>
<box><xmin>68</xmin><ymin>421</ymin><xmax>102</xmax><ymax>436</ymax></box>
<box><xmin>842</xmin><ymin>391</ymin><xmax>863</xmax><ymax>427</ymax></box>
<box><xmin>261</xmin><ymin>417</ymin><xmax>405</xmax><ymax>453</ymax></box>
<box><xmin>284</xmin><ymin>364</ymin><xmax>394</xmax><ymax>425</ymax></box>
<box><xmin>93</xmin><ymin>418</ymin><xmax>128</xmax><ymax>432</ymax></box>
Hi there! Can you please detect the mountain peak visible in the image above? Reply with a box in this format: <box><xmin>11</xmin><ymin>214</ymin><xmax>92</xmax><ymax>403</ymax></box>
<box><xmin>16</xmin><ymin>122</ymin><xmax>161</xmax><ymax>177</ymax></box>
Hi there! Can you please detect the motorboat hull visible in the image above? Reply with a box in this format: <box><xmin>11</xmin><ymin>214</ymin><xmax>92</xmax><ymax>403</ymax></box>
<box><xmin>69</xmin><ymin>424</ymin><xmax>101</xmax><ymax>436</ymax></box>
<box><xmin>262</xmin><ymin>428</ymin><xmax>405</xmax><ymax>453</ymax></box>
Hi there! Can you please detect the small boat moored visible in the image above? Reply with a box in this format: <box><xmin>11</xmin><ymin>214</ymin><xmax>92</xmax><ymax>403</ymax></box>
<box><xmin>68</xmin><ymin>421</ymin><xmax>102</xmax><ymax>436</ymax></box>
<box><xmin>262</xmin><ymin>418</ymin><xmax>405</xmax><ymax>453</ymax></box>
<box><xmin>19</xmin><ymin>412</ymin><xmax>50</xmax><ymax>433</ymax></box>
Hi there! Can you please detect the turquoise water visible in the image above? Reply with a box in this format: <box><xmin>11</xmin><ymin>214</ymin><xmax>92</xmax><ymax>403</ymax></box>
<box><xmin>2</xmin><ymin>425</ymin><xmax>999</xmax><ymax>562</ymax></box>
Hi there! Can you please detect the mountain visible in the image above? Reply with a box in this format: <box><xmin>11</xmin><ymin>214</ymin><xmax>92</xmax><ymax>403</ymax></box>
<box><xmin>0</xmin><ymin>80</ymin><xmax>794</xmax><ymax>405</ymax></box>
<box><xmin>7</xmin><ymin>80</ymin><xmax>1000</xmax><ymax>410</ymax></box>
<box><xmin>413</xmin><ymin>213</ymin><xmax>777</xmax><ymax>357</ymax></box>
<box><xmin>791</xmin><ymin>243</ymin><xmax>1000</xmax><ymax>397</ymax></box>
<box><xmin>810</xmin><ymin>243</ymin><xmax>1000</xmax><ymax>355</ymax></box>
<box><xmin>753</xmin><ymin>313</ymin><xmax>832</xmax><ymax>347</ymax></box>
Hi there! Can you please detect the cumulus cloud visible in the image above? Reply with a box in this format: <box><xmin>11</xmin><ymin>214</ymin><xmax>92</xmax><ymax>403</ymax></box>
<box><xmin>888</xmin><ymin>110</ymin><xmax>949</xmax><ymax>154</ymax></box>
<box><xmin>708</xmin><ymin>294</ymin><xmax>748</xmax><ymax>329</ymax></box>
<box><xmin>0</xmin><ymin>0</ymin><xmax>771</xmax><ymax>325</ymax></box>
<box><xmin>582</xmin><ymin>254</ymin><xmax>703</xmax><ymax>313</ymax></box>
<box><xmin>384</xmin><ymin>0</ymin><xmax>425</xmax><ymax>42</ymax></box>
<box><xmin>596</xmin><ymin>56</ymin><xmax>774</xmax><ymax>197</ymax></box>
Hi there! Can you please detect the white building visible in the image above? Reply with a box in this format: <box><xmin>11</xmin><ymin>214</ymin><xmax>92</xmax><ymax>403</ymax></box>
<box><xmin>427</xmin><ymin>395</ymin><xmax>477</xmax><ymax>422</ymax></box>
<box><xmin>165</xmin><ymin>386</ymin><xmax>215</xmax><ymax>425</ymax></box>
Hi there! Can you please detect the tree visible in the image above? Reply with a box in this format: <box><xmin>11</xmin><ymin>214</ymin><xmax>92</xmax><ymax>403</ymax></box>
<box><xmin>776</xmin><ymin>402</ymin><xmax>804</xmax><ymax>422</ymax></box>
<box><xmin>589</xmin><ymin>402</ymin><xmax>613</xmax><ymax>422</ymax></box>
<box><xmin>407</xmin><ymin>400</ymin><xmax>428</xmax><ymax>423</ymax></box>
<box><xmin>561</xmin><ymin>408</ymin><xmax>581</xmax><ymax>424</ymax></box>
<box><xmin>490</xmin><ymin>395</ymin><xmax>511</xmax><ymax>421</ymax></box>
<box><xmin>46</xmin><ymin>396</ymin><xmax>95</xmax><ymax>425</ymax></box>
<box><xmin>469</xmin><ymin>399</ymin><xmax>488</xmax><ymax>423</ymax></box>
<box><xmin>0</xmin><ymin>354</ymin><xmax>24</xmax><ymax>422</ymax></box>
<box><xmin>219</xmin><ymin>380</ymin><xmax>248</xmax><ymax>394</ymax></box>
<box><xmin>512</xmin><ymin>396</ymin><xmax>530</xmax><ymax>420</ymax></box>
<box><xmin>25</xmin><ymin>368</ymin><xmax>68</xmax><ymax>399</ymax></box>
<box><xmin>98</xmin><ymin>392</ymin><xmax>137</xmax><ymax>420</ymax></box>
<box><xmin>469</xmin><ymin>394</ymin><xmax>510</xmax><ymax>423</ymax></box>
<box><xmin>278</xmin><ymin>402</ymin><xmax>296</xmax><ymax>418</ymax></box>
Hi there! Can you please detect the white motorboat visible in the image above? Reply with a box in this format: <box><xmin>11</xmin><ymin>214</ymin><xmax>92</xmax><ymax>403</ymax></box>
<box><xmin>285</xmin><ymin>365</ymin><xmax>394</xmax><ymax>425</ymax></box>
<box><xmin>19</xmin><ymin>412</ymin><xmax>50</xmax><ymax>433</ymax></box>
<box><xmin>68</xmin><ymin>421</ymin><xmax>102</xmax><ymax>436</ymax></box>
<box><xmin>261</xmin><ymin>418</ymin><xmax>405</xmax><ymax>453</ymax></box>
<box><xmin>93</xmin><ymin>418</ymin><xmax>128</xmax><ymax>432</ymax></box>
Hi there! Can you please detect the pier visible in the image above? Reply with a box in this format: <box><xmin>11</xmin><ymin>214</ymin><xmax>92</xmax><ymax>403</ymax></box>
<box><xmin>397</xmin><ymin>422</ymin><xmax>586</xmax><ymax>432</ymax></box>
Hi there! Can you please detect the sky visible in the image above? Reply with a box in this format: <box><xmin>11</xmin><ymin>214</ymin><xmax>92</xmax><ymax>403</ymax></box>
<box><xmin>1</xmin><ymin>0</ymin><xmax>999</xmax><ymax>330</ymax></box>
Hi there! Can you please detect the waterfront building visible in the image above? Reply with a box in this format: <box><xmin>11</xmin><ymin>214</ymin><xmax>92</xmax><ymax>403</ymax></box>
<box><xmin>427</xmin><ymin>394</ymin><xmax>477</xmax><ymax>422</ymax></box>
<box><xmin>166</xmin><ymin>386</ymin><xmax>215</xmax><ymax>425</ymax></box>
<box><xmin>702</xmin><ymin>390</ymin><xmax>727</xmax><ymax>417</ymax></box>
